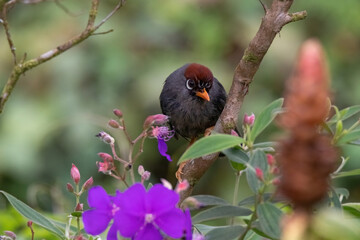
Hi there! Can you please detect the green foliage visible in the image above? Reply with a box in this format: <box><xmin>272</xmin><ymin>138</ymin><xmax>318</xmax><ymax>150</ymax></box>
<box><xmin>192</xmin><ymin>205</ymin><xmax>252</xmax><ymax>224</ymax></box>
<box><xmin>178</xmin><ymin>134</ymin><xmax>244</xmax><ymax>164</ymax></box>
<box><xmin>246</xmin><ymin>150</ymin><xmax>268</xmax><ymax>193</ymax></box>
<box><xmin>257</xmin><ymin>203</ymin><xmax>283</xmax><ymax>239</ymax></box>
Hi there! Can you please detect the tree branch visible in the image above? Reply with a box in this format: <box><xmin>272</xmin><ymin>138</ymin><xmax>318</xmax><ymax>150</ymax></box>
<box><xmin>179</xmin><ymin>0</ymin><xmax>307</xmax><ymax>203</ymax></box>
<box><xmin>0</xmin><ymin>0</ymin><xmax>126</xmax><ymax>114</ymax></box>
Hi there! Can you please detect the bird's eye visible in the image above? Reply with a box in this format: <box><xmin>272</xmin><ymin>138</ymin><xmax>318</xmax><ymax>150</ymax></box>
<box><xmin>205</xmin><ymin>82</ymin><xmax>211</xmax><ymax>89</ymax></box>
<box><xmin>186</xmin><ymin>79</ymin><xmax>195</xmax><ymax>90</ymax></box>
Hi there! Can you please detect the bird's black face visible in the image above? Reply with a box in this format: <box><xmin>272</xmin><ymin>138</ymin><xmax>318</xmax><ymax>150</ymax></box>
<box><xmin>184</xmin><ymin>63</ymin><xmax>214</xmax><ymax>101</ymax></box>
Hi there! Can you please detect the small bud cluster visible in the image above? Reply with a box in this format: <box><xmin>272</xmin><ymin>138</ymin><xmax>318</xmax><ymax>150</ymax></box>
<box><xmin>138</xmin><ymin>165</ymin><xmax>151</xmax><ymax>184</ymax></box>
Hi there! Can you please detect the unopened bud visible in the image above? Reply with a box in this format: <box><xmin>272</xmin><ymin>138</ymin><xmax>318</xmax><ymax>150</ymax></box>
<box><xmin>4</xmin><ymin>231</ymin><xmax>16</xmax><ymax>240</ymax></box>
<box><xmin>272</xmin><ymin>177</ymin><xmax>281</xmax><ymax>186</ymax></box>
<box><xmin>27</xmin><ymin>221</ymin><xmax>33</xmax><ymax>227</ymax></box>
<box><xmin>71</xmin><ymin>164</ymin><xmax>81</xmax><ymax>184</ymax></box>
<box><xmin>96</xmin><ymin>131</ymin><xmax>115</xmax><ymax>144</ymax></box>
<box><xmin>98</xmin><ymin>152</ymin><xmax>113</xmax><ymax>161</ymax></box>
<box><xmin>193</xmin><ymin>233</ymin><xmax>206</xmax><ymax>240</ymax></box>
<box><xmin>66</xmin><ymin>183</ymin><xmax>74</xmax><ymax>193</ymax></box>
<box><xmin>255</xmin><ymin>167</ymin><xmax>264</xmax><ymax>182</ymax></box>
<box><xmin>75</xmin><ymin>203</ymin><xmax>84</xmax><ymax>211</ymax></box>
<box><xmin>161</xmin><ymin>178</ymin><xmax>173</xmax><ymax>190</ymax></box>
<box><xmin>143</xmin><ymin>114</ymin><xmax>169</xmax><ymax>129</ymax></box>
<box><xmin>82</xmin><ymin>177</ymin><xmax>94</xmax><ymax>191</ymax></box>
<box><xmin>142</xmin><ymin>171</ymin><xmax>151</xmax><ymax>181</ymax></box>
<box><xmin>231</xmin><ymin>129</ymin><xmax>239</xmax><ymax>137</ymax></box>
<box><xmin>266</xmin><ymin>154</ymin><xmax>275</xmax><ymax>166</ymax></box>
<box><xmin>113</xmin><ymin>109</ymin><xmax>123</xmax><ymax>118</ymax></box>
<box><xmin>175</xmin><ymin>179</ymin><xmax>189</xmax><ymax>193</ymax></box>
<box><xmin>138</xmin><ymin>165</ymin><xmax>145</xmax><ymax>176</ymax></box>
<box><xmin>271</xmin><ymin>167</ymin><xmax>280</xmax><ymax>175</ymax></box>
<box><xmin>243</xmin><ymin>113</ymin><xmax>255</xmax><ymax>126</ymax></box>
<box><xmin>108</xmin><ymin>119</ymin><xmax>120</xmax><ymax>128</ymax></box>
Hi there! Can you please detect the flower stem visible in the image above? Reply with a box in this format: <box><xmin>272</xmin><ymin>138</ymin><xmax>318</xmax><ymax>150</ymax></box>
<box><xmin>231</xmin><ymin>171</ymin><xmax>242</xmax><ymax>225</ymax></box>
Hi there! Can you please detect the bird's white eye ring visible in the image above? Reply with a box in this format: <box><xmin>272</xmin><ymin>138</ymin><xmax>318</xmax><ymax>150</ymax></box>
<box><xmin>186</xmin><ymin>79</ymin><xmax>195</xmax><ymax>90</ymax></box>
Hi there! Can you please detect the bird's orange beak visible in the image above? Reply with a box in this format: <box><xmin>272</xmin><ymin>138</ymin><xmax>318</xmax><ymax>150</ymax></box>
<box><xmin>196</xmin><ymin>88</ymin><xmax>210</xmax><ymax>101</ymax></box>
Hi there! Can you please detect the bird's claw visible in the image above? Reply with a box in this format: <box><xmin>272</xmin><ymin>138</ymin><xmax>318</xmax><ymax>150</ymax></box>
<box><xmin>176</xmin><ymin>161</ymin><xmax>188</xmax><ymax>182</ymax></box>
<box><xmin>204</xmin><ymin>126</ymin><xmax>215</xmax><ymax>137</ymax></box>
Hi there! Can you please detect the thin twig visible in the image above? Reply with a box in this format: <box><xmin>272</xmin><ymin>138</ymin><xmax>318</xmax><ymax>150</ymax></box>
<box><xmin>0</xmin><ymin>0</ymin><xmax>126</xmax><ymax>113</ymax></box>
<box><xmin>2</xmin><ymin>0</ymin><xmax>18</xmax><ymax>65</ymax></box>
<box><xmin>91</xmin><ymin>29</ymin><xmax>114</xmax><ymax>36</ymax></box>
<box><xmin>110</xmin><ymin>143</ymin><xmax>129</xmax><ymax>165</ymax></box>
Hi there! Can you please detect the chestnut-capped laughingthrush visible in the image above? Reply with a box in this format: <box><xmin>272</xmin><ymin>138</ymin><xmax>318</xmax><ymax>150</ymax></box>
<box><xmin>160</xmin><ymin>63</ymin><xmax>227</xmax><ymax>179</ymax></box>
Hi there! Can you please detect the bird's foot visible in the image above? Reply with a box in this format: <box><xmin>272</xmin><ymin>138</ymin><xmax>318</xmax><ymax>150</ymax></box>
<box><xmin>176</xmin><ymin>161</ymin><xmax>188</xmax><ymax>182</ymax></box>
<box><xmin>204</xmin><ymin>126</ymin><xmax>215</xmax><ymax>136</ymax></box>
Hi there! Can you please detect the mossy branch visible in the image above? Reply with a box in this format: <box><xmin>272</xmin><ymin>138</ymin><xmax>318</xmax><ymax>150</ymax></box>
<box><xmin>0</xmin><ymin>0</ymin><xmax>126</xmax><ymax>114</ymax></box>
<box><xmin>179</xmin><ymin>0</ymin><xmax>307</xmax><ymax>203</ymax></box>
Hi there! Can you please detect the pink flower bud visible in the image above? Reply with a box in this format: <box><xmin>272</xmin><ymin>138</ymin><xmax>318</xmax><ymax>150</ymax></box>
<box><xmin>243</xmin><ymin>113</ymin><xmax>255</xmax><ymax>126</ymax></box>
<box><xmin>71</xmin><ymin>164</ymin><xmax>81</xmax><ymax>185</ymax></box>
<box><xmin>27</xmin><ymin>221</ymin><xmax>33</xmax><ymax>227</ymax></box>
<box><xmin>231</xmin><ymin>129</ymin><xmax>239</xmax><ymax>137</ymax></box>
<box><xmin>142</xmin><ymin>171</ymin><xmax>151</xmax><ymax>181</ymax></box>
<box><xmin>82</xmin><ymin>177</ymin><xmax>93</xmax><ymax>191</ymax></box>
<box><xmin>161</xmin><ymin>178</ymin><xmax>173</xmax><ymax>190</ymax></box>
<box><xmin>113</xmin><ymin>109</ymin><xmax>123</xmax><ymax>118</ymax></box>
<box><xmin>266</xmin><ymin>154</ymin><xmax>275</xmax><ymax>166</ymax></box>
<box><xmin>193</xmin><ymin>233</ymin><xmax>206</xmax><ymax>240</ymax></box>
<box><xmin>175</xmin><ymin>179</ymin><xmax>189</xmax><ymax>193</ymax></box>
<box><xmin>4</xmin><ymin>231</ymin><xmax>16</xmax><ymax>240</ymax></box>
<box><xmin>271</xmin><ymin>166</ymin><xmax>280</xmax><ymax>175</ymax></box>
<box><xmin>108</xmin><ymin>119</ymin><xmax>120</xmax><ymax>128</ymax></box>
<box><xmin>66</xmin><ymin>183</ymin><xmax>74</xmax><ymax>193</ymax></box>
<box><xmin>75</xmin><ymin>203</ymin><xmax>84</xmax><ymax>211</ymax></box>
<box><xmin>138</xmin><ymin>165</ymin><xmax>145</xmax><ymax>175</ymax></box>
<box><xmin>272</xmin><ymin>177</ymin><xmax>281</xmax><ymax>186</ymax></box>
<box><xmin>255</xmin><ymin>167</ymin><xmax>264</xmax><ymax>182</ymax></box>
<box><xmin>96</xmin><ymin>131</ymin><xmax>115</xmax><ymax>144</ymax></box>
<box><xmin>143</xmin><ymin>114</ymin><xmax>169</xmax><ymax>129</ymax></box>
<box><xmin>98</xmin><ymin>152</ymin><xmax>113</xmax><ymax>161</ymax></box>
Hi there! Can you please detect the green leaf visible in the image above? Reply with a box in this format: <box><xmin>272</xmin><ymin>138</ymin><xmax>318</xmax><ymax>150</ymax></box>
<box><xmin>244</xmin><ymin>230</ymin><xmax>266</xmax><ymax>240</ymax></box>
<box><xmin>257</xmin><ymin>202</ymin><xmax>283</xmax><ymax>239</ymax></box>
<box><xmin>178</xmin><ymin>134</ymin><xmax>244</xmax><ymax>164</ymax></box>
<box><xmin>194</xmin><ymin>224</ymin><xmax>220</xmax><ymax>235</ymax></box>
<box><xmin>250</xmin><ymin>98</ymin><xmax>284</xmax><ymax>142</ymax></box>
<box><xmin>191</xmin><ymin>195</ymin><xmax>229</xmax><ymax>206</ymax></box>
<box><xmin>328</xmin><ymin>105</ymin><xmax>360</xmax><ymax>124</ymax></box>
<box><xmin>223</xmin><ymin>146</ymin><xmax>249</xmax><ymax>171</ymax></box>
<box><xmin>343</xmin><ymin>203</ymin><xmax>360</xmax><ymax>218</ymax></box>
<box><xmin>0</xmin><ymin>190</ymin><xmax>64</xmax><ymax>239</ymax></box>
<box><xmin>246</xmin><ymin>150</ymin><xmax>268</xmax><ymax>193</ymax></box>
<box><xmin>337</xmin><ymin>130</ymin><xmax>360</xmax><ymax>145</ymax></box>
<box><xmin>192</xmin><ymin>205</ymin><xmax>252</xmax><ymax>224</ymax></box>
<box><xmin>238</xmin><ymin>193</ymin><xmax>275</xmax><ymax>206</ymax></box>
<box><xmin>335</xmin><ymin>188</ymin><xmax>349</xmax><ymax>199</ymax></box>
<box><xmin>333</xmin><ymin>169</ymin><xmax>360</xmax><ymax>179</ymax></box>
<box><xmin>205</xmin><ymin>225</ymin><xmax>246</xmax><ymax>240</ymax></box>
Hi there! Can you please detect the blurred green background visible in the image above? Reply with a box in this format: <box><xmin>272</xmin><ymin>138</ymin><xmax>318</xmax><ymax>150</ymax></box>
<box><xmin>1</xmin><ymin>0</ymin><xmax>360</xmax><ymax>236</ymax></box>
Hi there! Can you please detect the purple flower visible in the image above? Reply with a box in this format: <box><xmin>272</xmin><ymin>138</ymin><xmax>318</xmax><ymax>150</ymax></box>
<box><xmin>184</xmin><ymin>208</ymin><xmax>192</xmax><ymax>240</ymax></box>
<box><xmin>151</xmin><ymin>126</ymin><xmax>175</xmax><ymax>162</ymax></box>
<box><xmin>82</xmin><ymin>186</ymin><xmax>121</xmax><ymax>240</ymax></box>
<box><xmin>115</xmin><ymin>183</ymin><xmax>185</xmax><ymax>240</ymax></box>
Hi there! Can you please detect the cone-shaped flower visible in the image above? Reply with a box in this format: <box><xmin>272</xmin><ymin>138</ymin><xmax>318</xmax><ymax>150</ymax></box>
<box><xmin>114</xmin><ymin>183</ymin><xmax>186</xmax><ymax>240</ymax></box>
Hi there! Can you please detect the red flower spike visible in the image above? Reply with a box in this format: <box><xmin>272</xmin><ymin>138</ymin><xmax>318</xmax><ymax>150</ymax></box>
<box><xmin>71</xmin><ymin>164</ymin><xmax>81</xmax><ymax>185</ymax></box>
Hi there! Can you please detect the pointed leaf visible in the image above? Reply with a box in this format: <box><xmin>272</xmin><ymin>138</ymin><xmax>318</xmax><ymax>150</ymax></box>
<box><xmin>178</xmin><ymin>134</ymin><xmax>244</xmax><ymax>164</ymax></box>
<box><xmin>223</xmin><ymin>147</ymin><xmax>249</xmax><ymax>171</ymax></box>
<box><xmin>257</xmin><ymin>202</ymin><xmax>283</xmax><ymax>239</ymax></box>
<box><xmin>192</xmin><ymin>205</ymin><xmax>252</xmax><ymax>224</ymax></box>
<box><xmin>191</xmin><ymin>195</ymin><xmax>229</xmax><ymax>206</ymax></box>
<box><xmin>246</xmin><ymin>150</ymin><xmax>268</xmax><ymax>193</ymax></box>
<box><xmin>238</xmin><ymin>193</ymin><xmax>278</xmax><ymax>206</ymax></box>
<box><xmin>0</xmin><ymin>190</ymin><xmax>64</xmax><ymax>238</ymax></box>
<box><xmin>343</xmin><ymin>203</ymin><xmax>360</xmax><ymax>218</ymax></box>
<box><xmin>337</xmin><ymin>130</ymin><xmax>360</xmax><ymax>145</ymax></box>
<box><xmin>250</xmin><ymin>98</ymin><xmax>284</xmax><ymax>141</ymax></box>
<box><xmin>333</xmin><ymin>169</ymin><xmax>360</xmax><ymax>179</ymax></box>
<box><xmin>194</xmin><ymin>224</ymin><xmax>220</xmax><ymax>235</ymax></box>
<box><xmin>205</xmin><ymin>225</ymin><xmax>246</xmax><ymax>240</ymax></box>
<box><xmin>328</xmin><ymin>105</ymin><xmax>360</xmax><ymax>124</ymax></box>
<box><xmin>334</xmin><ymin>188</ymin><xmax>349</xmax><ymax>199</ymax></box>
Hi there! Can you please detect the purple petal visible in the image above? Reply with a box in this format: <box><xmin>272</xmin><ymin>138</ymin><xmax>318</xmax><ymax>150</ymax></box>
<box><xmin>157</xmin><ymin>138</ymin><xmax>172</xmax><ymax>161</ymax></box>
<box><xmin>134</xmin><ymin>223</ymin><xmax>163</xmax><ymax>240</ymax></box>
<box><xmin>118</xmin><ymin>183</ymin><xmax>146</xmax><ymax>216</ymax></box>
<box><xmin>107</xmin><ymin>224</ymin><xmax>118</xmax><ymax>240</ymax></box>
<box><xmin>155</xmin><ymin>208</ymin><xmax>185</xmax><ymax>238</ymax></box>
<box><xmin>87</xmin><ymin>186</ymin><xmax>111</xmax><ymax>210</ymax></box>
<box><xmin>184</xmin><ymin>209</ymin><xmax>193</xmax><ymax>240</ymax></box>
<box><xmin>147</xmin><ymin>184</ymin><xmax>179</xmax><ymax>214</ymax></box>
<box><xmin>82</xmin><ymin>209</ymin><xmax>112</xmax><ymax>235</ymax></box>
<box><xmin>114</xmin><ymin>210</ymin><xmax>144</xmax><ymax>237</ymax></box>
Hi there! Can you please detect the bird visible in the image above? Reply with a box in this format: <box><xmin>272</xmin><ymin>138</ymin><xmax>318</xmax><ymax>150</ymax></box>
<box><xmin>160</xmin><ymin>63</ymin><xmax>227</xmax><ymax>179</ymax></box>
